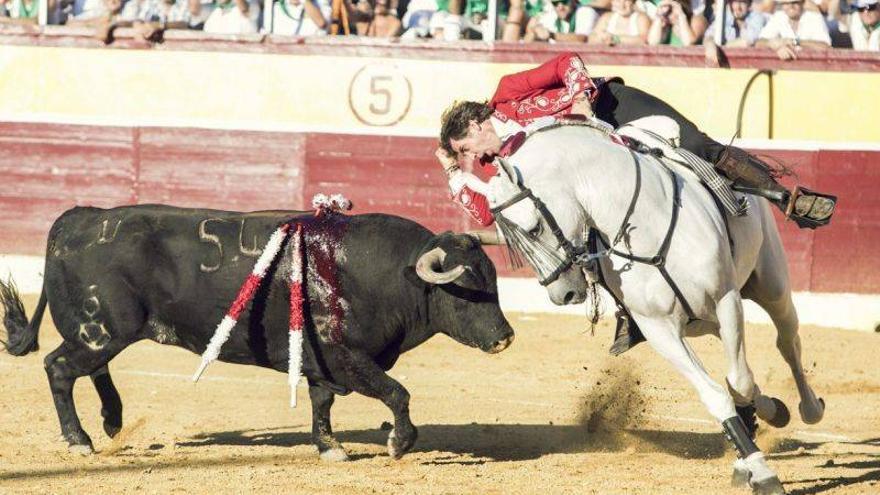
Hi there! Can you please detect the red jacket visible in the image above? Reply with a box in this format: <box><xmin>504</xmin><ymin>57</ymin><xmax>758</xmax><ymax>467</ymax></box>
<box><xmin>452</xmin><ymin>52</ymin><xmax>608</xmax><ymax>227</ymax></box>
<box><xmin>490</xmin><ymin>52</ymin><xmax>600</xmax><ymax>126</ymax></box>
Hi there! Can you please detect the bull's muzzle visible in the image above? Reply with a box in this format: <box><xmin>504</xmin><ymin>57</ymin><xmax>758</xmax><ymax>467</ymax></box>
<box><xmin>486</xmin><ymin>332</ymin><xmax>515</xmax><ymax>354</ymax></box>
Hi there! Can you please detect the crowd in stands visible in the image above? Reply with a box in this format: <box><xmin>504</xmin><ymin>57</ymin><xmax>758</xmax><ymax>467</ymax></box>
<box><xmin>0</xmin><ymin>0</ymin><xmax>877</xmax><ymax>53</ymax></box>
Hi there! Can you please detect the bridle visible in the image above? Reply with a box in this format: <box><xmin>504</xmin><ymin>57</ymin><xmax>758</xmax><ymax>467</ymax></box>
<box><xmin>490</xmin><ymin>149</ymin><xmax>698</xmax><ymax>321</ymax></box>
<box><xmin>490</xmin><ymin>185</ymin><xmax>585</xmax><ymax>286</ymax></box>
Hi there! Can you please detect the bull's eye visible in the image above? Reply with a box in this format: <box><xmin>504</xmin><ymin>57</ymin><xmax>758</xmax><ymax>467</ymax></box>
<box><xmin>529</xmin><ymin>223</ymin><xmax>544</xmax><ymax>237</ymax></box>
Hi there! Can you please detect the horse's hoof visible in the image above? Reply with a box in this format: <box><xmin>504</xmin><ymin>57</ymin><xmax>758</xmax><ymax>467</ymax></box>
<box><xmin>731</xmin><ymin>460</ymin><xmax>751</xmax><ymax>488</ymax></box>
<box><xmin>756</xmin><ymin>396</ymin><xmax>790</xmax><ymax>428</ymax></box>
<box><xmin>751</xmin><ymin>475</ymin><xmax>786</xmax><ymax>494</ymax></box>
<box><xmin>799</xmin><ymin>397</ymin><xmax>825</xmax><ymax>425</ymax></box>
<box><xmin>319</xmin><ymin>447</ymin><xmax>349</xmax><ymax>462</ymax></box>
<box><xmin>68</xmin><ymin>444</ymin><xmax>95</xmax><ymax>456</ymax></box>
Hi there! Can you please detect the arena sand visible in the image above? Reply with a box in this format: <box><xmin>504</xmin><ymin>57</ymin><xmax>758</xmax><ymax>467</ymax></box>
<box><xmin>1</xmin><ymin>296</ymin><xmax>878</xmax><ymax>494</ymax></box>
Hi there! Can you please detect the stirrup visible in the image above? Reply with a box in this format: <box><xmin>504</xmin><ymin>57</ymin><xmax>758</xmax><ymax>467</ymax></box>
<box><xmin>785</xmin><ymin>186</ymin><xmax>837</xmax><ymax>229</ymax></box>
<box><xmin>609</xmin><ymin>309</ymin><xmax>646</xmax><ymax>356</ymax></box>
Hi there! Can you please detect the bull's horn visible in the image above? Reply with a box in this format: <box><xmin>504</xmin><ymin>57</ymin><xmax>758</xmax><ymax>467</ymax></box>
<box><xmin>466</xmin><ymin>230</ymin><xmax>505</xmax><ymax>245</ymax></box>
<box><xmin>415</xmin><ymin>247</ymin><xmax>465</xmax><ymax>284</ymax></box>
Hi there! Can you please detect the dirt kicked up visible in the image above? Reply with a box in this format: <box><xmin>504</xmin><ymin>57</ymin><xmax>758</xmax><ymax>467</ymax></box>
<box><xmin>1</xmin><ymin>295</ymin><xmax>878</xmax><ymax>494</ymax></box>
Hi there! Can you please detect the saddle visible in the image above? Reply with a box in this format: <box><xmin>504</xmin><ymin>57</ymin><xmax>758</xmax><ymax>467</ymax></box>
<box><xmin>615</xmin><ymin>116</ymin><xmax>748</xmax><ymax>218</ymax></box>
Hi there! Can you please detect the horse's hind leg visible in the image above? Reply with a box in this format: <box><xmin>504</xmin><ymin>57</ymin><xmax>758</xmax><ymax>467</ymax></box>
<box><xmin>755</xmin><ymin>290</ymin><xmax>824</xmax><ymax>424</ymax></box>
<box><xmin>745</xmin><ymin>216</ymin><xmax>824</xmax><ymax>425</ymax></box>
<box><xmin>90</xmin><ymin>365</ymin><xmax>123</xmax><ymax>438</ymax></box>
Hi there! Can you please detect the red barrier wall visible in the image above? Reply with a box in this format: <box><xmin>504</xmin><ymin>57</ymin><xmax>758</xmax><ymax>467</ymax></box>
<box><xmin>1</xmin><ymin>121</ymin><xmax>877</xmax><ymax>293</ymax></box>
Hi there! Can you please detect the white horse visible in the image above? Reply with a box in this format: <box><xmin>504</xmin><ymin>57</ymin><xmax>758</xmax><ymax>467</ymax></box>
<box><xmin>485</xmin><ymin>122</ymin><xmax>825</xmax><ymax>494</ymax></box>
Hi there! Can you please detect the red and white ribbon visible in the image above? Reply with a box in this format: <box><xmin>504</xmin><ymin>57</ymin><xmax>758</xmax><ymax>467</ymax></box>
<box><xmin>192</xmin><ymin>223</ymin><xmax>292</xmax><ymax>383</ymax></box>
<box><xmin>288</xmin><ymin>224</ymin><xmax>305</xmax><ymax>407</ymax></box>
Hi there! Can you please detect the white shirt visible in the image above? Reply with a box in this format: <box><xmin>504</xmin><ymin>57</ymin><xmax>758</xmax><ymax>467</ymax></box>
<box><xmin>271</xmin><ymin>2</ymin><xmax>327</xmax><ymax>36</ymax></box>
<box><xmin>849</xmin><ymin>13</ymin><xmax>880</xmax><ymax>51</ymax></box>
<box><xmin>203</xmin><ymin>3</ymin><xmax>259</xmax><ymax>34</ymax></box>
<box><xmin>537</xmin><ymin>10</ymin><xmax>592</xmax><ymax>35</ymax></box>
<box><xmin>758</xmin><ymin>10</ymin><xmax>831</xmax><ymax>45</ymax></box>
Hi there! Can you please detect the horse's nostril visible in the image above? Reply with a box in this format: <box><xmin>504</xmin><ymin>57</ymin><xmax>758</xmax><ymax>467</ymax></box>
<box><xmin>563</xmin><ymin>291</ymin><xmax>575</xmax><ymax>304</ymax></box>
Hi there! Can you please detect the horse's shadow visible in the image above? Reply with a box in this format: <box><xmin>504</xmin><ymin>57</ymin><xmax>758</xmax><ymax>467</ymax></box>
<box><xmin>178</xmin><ymin>423</ymin><xmax>736</xmax><ymax>462</ymax></box>
<box><xmin>781</xmin><ymin>437</ymin><xmax>880</xmax><ymax>495</ymax></box>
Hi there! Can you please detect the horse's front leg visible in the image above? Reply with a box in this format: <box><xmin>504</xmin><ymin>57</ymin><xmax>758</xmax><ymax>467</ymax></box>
<box><xmin>634</xmin><ymin>313</ymin><xmax>785</xmax><ymax>495</ymax></box>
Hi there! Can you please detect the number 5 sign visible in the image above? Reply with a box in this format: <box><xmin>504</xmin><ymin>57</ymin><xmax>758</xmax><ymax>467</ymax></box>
<box><xmin>348</xmin><ymin>63</ymin><xmax>412</xmax><ymax>127</ymax></box>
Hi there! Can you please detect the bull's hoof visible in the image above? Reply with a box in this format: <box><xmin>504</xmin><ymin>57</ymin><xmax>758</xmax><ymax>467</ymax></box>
<box><xmin>319</xmin><ymin>447</ymin><xmax>349</xmax><ymax>462</ymax></box>
<box><xmin>101</xmin><ymin>407</ymin><xmax>122</xmax><ymax>438</ymax></box>
<box><xmin>799</xmin><ymin>397</ymin><xmax>825</xmax><ymax>425</ymax></box>
<box><xmin>68</xmin><ymin>444</ymin><xmax>95</xmax><ymax>456</ymax></box>
<box><xmin>103</xmin><ymin>420</ymin><xmax>122</xmax><ymax>438</ymax></box>
<box><xmin>756</xmin><ymin>396</ymin><xmax>791</xmax><ymax>428</ymax></box>
<box><xmin>387</xmin><ymin>429</ymin><xmax>403</xmax><ymax>459</ymax></box>
<box><xmin>751</xmin><ymin>475</ymin><xmax>786</xmax><ymax>495</ymax></box>
<box><xmin>386</xmin><ymin>426</ymin><xmax>417</xmax><ymax>460</ymax></box>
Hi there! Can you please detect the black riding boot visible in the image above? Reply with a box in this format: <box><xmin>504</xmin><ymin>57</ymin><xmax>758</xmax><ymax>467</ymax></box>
<box><xmin>715</xmin><ymin>147</ymin><xmax>836</xmax><ymax>229</ymax></box>
<box><xmin>610</xmin><ymin>303</ymin><xmax>646</xmax><ymax>356</ymax></box>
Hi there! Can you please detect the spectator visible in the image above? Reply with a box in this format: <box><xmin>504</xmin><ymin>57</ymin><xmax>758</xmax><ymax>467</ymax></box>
<box><xmin>351</xmin><ymin>0</ymin><xmax>402</xmax><ymax>36</ymax></box>
<box><xmin>703</xmin><ymin>0</ymin><xmax>767</xmax><ymax>63</ymax></box>
<box><xmin>524</xmin><ymin>0</ymin><xmax>589</xmax><ymax>41</ymax></box>
<box><xmin>102</xmin><ymin>0</ymin><xmax>194</xmax><ymax>39</ymax></box>
<box><xmin>430</xmin><ymin>0</ymin><xmax>505</xmax><ymax>39</ymax></box>
<box><xmin>647</xmin><ymin>0</ymin><xmax>698</xmax><ymax>45</ymax></box>
<box><xmin>849</xmin><ymin>0</ymin><xmax>880</xmax><ymax>50</ymax></box>
<box><xmin>503</xmin><ymin>0</ymin><xmax>550</xmax><ymax>41</ymax></box>
<box><xmin>0</xmin><ymin>0</ymin><xmax>63</xmax><ymax>23</ymax></box>
<box><xmin>202</xmin><ymin>0</ymin><xmax>259</xmax><ymax>33</ymax></box>
<box><xmin>703</xmin><ymin>0</ymin><xmax>767</xmax><ymax>46</ymax></box>
<box><xmin>576</xmin><ymin>0</ymin><xmax>611</xmax><ymax>36</ymax></box>
<box><xmin>270</xmin><ymin>0</ymin><xmax>329</xmax><ymax>35</ymax></box>
<box><xmin>756</xmin><ymin>0</ymin><xmax>830</xmax><ymax>59</ymax></box>
<box><xmin>67</xmin><ymin>0</ymin><xmax>124</xmax><ymax>24</ymax></box>
<box><xmin>589</xmin><ymin>0</ymin><xmax>651</xmax><ymax>45</ymax></box>
<box><xmin>400</xmin><ymin>0</ymin><xmax>435</xmax><ymax>38</ymax></box>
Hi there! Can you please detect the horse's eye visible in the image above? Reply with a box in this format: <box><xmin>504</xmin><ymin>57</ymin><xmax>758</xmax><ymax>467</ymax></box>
<box><xmin>529</xmin><ymin>223</ymin><xmax>544</xmax><ymax>237</ymax></box>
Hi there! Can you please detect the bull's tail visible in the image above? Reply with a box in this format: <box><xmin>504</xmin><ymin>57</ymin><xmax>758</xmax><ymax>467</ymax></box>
<box><xmin>0</xmin><ymin>278</ymin><xmax>45</xmax><ymax>356</ymax></box>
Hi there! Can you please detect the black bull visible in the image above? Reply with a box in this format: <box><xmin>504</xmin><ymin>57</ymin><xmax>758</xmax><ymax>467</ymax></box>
<box><xmin>0</xmin><ymin>205</ymin><xmax>515</xmax><ymax>460</ymax></box>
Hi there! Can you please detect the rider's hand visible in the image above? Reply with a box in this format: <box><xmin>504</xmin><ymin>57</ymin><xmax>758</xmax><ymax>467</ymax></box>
<box><xmin>571</xmin><ymin>96</ymin><xmax>594</xmax><ymax>118</ymax></box>
<box><xmin>435</xmin><ymin>148</ymin><xmax>459</xmax><ymax>177</ymax></box>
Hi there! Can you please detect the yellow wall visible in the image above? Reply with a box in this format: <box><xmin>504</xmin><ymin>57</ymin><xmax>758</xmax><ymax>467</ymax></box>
<box><xmin>1</xmin><ymin>45</ymin><xmax>878</xmax><ymax>143</ymax></box>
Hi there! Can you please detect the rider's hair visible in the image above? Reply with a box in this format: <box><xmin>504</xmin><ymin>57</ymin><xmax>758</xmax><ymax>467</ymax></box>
<box><xmin>439</xmin><ymin>101</ymin><xmax>493</xmax><ymax>158</ymax></box>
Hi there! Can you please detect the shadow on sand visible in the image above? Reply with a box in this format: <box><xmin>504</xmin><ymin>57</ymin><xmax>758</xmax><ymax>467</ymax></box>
<box><xmin>175</xmin><ymin>422</ymin><xmax>730</xmax><ymax>462</ymax></box>
<box><xmin>782</xmin><ymin>437</ymin><xmax>880</xmax><ymax>495</ymax></box>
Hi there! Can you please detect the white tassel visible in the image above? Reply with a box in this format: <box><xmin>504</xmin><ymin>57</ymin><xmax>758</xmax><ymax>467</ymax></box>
<box><xmin>255</xmin><ymin>227</ymin><xmax>291</xmax><ymax>276</ymax></box>
<box><xmin>288</xmin><ymin>330</ymin><xmax>304</xmax><ymax>407</ymax></box>
<box><xmin>193</xmin><ymin>315</ymin><xmax>236</xmax><ymax>382</ymax></box>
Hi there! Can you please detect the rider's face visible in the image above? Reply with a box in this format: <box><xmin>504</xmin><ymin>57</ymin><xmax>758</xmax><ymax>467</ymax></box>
<box><xmin>449</xmin><ymin>119</ymin><xmax>503</xmax><ymax>166</ymax></box>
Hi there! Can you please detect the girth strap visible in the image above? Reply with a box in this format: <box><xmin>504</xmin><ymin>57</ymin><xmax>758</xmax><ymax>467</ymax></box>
<box><xmin>595</xmin><ymin>159</ymin><xmax>698</xmax><ymax>322</ymax></box>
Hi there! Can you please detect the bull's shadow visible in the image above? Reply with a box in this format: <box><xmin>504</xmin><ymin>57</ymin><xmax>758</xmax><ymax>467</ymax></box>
<box><xmin>177</xmin><ymin>423</ymin><xmax>733</xmax><ymax>462</ymax></box>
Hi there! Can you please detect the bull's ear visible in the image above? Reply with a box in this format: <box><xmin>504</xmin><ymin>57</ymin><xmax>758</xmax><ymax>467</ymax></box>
<box><xmin>403</xmin><ymin>266</ymin><xmax>431</xmax><ymax>290</ymax></box>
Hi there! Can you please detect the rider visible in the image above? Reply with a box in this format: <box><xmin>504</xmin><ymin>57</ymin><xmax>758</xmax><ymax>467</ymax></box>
<box><xmin>436</xmin><ymin>51</ymin><xmax>836</xmax><ymax>354</ymax></box>
<box><xmin>437</xmin><ymin>51</ymin><xmax>835</xmax><ymax>229</ymax></box>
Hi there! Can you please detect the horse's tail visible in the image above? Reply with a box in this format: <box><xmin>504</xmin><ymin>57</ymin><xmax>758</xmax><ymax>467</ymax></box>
<box><xmin>0</xmin><ymin>278</ymin><xmax>45</xmax><ymax>356</ymax></box>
